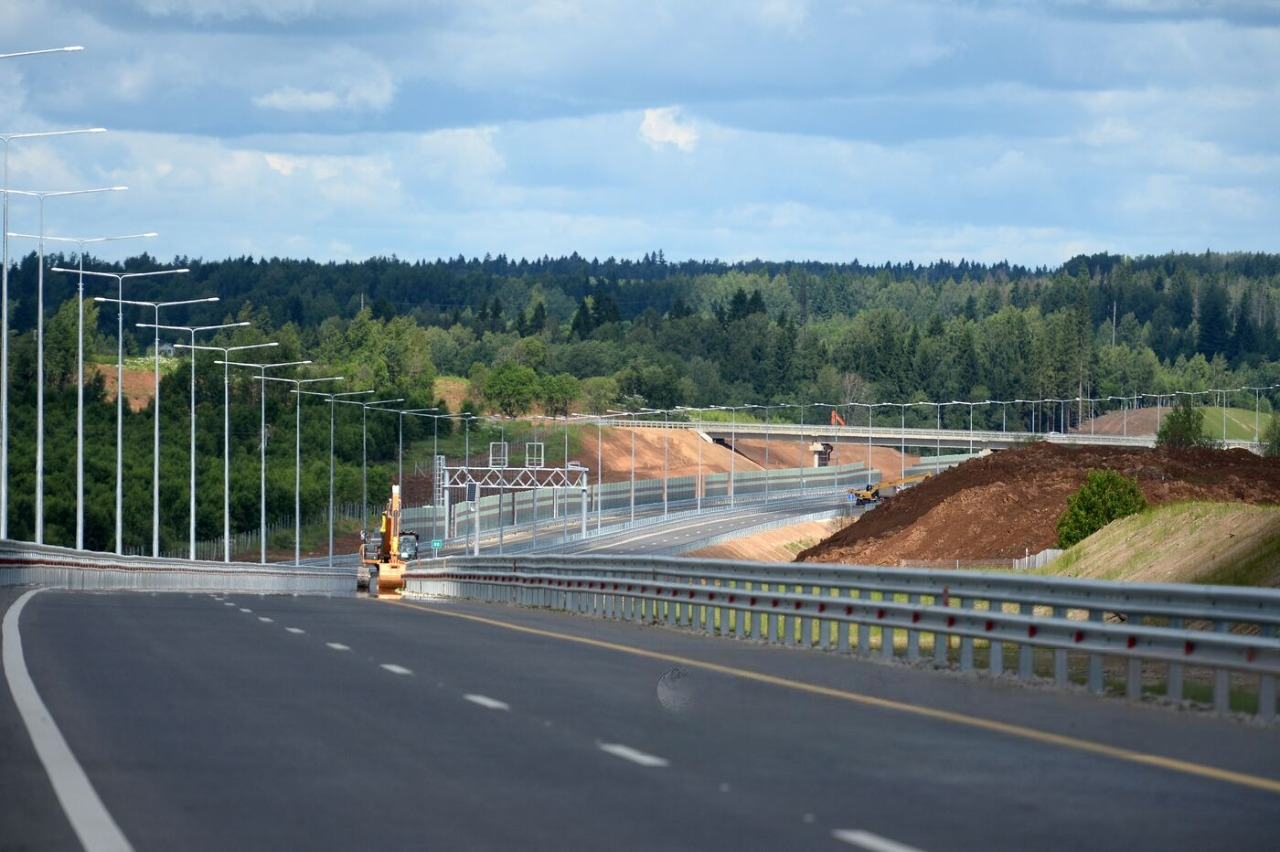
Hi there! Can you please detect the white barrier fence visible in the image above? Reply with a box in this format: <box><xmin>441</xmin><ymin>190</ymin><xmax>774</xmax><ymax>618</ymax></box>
<box><xmin>406</xmin><ymin>554</ymin><xmax>1280</xmax><ymax>721</ymax></box>
<box><xmin>0</xmin><ymin>540</ymin><xmax>353</xmax><ymax>595</ymax></box>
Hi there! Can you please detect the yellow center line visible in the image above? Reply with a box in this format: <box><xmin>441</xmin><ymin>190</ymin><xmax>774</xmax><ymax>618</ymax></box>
<box><xmin>393</xmin><ymin>599</ymin><xmax>1280</xmax><ymax>795</ymax></box>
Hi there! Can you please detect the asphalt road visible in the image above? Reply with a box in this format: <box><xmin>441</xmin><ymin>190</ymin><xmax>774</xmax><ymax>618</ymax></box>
<box><xmin>4</xmin><ymin>586</ymin><xmax>1280</xmax><ymax>851</ymax></box>
<box><xmin>549</xmin><ymin>494</ymin><xmax>852</xmax><ymax>555</ymax></box>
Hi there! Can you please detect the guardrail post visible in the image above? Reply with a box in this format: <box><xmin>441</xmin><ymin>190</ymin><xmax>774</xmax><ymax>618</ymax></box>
<box><xmin>1017</xmin><ymin>602</ymin><xmax>1034</xmax><ymax>680</ymax></box>
<box><xmin>822</xmin><ymin>590</ymin><xmax>834</xmax><ymax>650</ymax></box>
<box><xmin>880</xmin><ymin>602</ymin><xmax>894</xmax><ymax>660</ymax></box>
<box><xmin>933</xmin><ymin>594</ymin><xmax>948</xmax><ymax>666</ymax></box>
<box><xmin>1261</xmin><ymin>625</ymin><xmax>1277</xmax><ymax>722</ymax></box>
<box><xmin>841</xmin><ymin>597</ymin><xmax>853</xmax><ymax>653</ymax></box>
<box><xmin>959</xmin><ymin>598</ymin><xmax>974</xmax><ymax>672</ymax></box>
<box><xmin>1126</xmin><ymin>657</ymin><xmax>1143</xmax><ymax>702</ymax></box>
<box><xmin>907</xmin><ymin>593</ymin><xmax>920</xmax><ymax>662</ymax></box>
<box><xmin>1087</xmin><ymin>610</ymin><xmax>1104</xmax><ymax>694</ymax></box>
<box><xmin>1214</xmin><ymin>620</ymin><xmax>1231</xmax><ymax>713</ymax></box>
<box><xmin>734</xmin><ymin>582</ymin><xmax>746</xmax><ymax>639</ymax></box>
<box><xmin>989</xmin><ymin>600</ymin><xmax>1004</xmax><ymax>676</ymax></box>
<box><xmin>1052</xmin><ymin>606</ymin><xmax>1068</xmax><ymax>686</ymax></box>
<box><xmin>1167</xmin><ymin>616</ymin><xmax>1184</xmax><ymax>701</ymax></box>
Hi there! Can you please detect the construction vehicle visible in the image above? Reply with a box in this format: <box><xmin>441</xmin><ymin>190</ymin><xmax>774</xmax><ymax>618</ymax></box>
<box><xmin>849</xmin><ymin>472</ymin><xmax>932</xmax><ymax>506</ymax></box>
<box><xmin>357</xmin><ymin>530</ymin><xmax>381</xmax><ymax>591</ymax></box>
<box><xmin>366</xmin><ymin>484</ymin><xmax>420</xmax><ymax>596</ymax></box>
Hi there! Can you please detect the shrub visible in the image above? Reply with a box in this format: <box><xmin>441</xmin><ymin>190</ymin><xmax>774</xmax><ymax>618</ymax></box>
<box><xmin>1056</xmin><ymin>469</ymin><xmax>1148</xmax><ymax>548</ymax></box>
<box><xmin>1156</xmin><ymin>396</ymin><xmax>1214</xmax><ymax>449</ymax></box>
<box><xmin>1264</xmin><ymin>413</ymin><xmax>1280</xmax><ymax>458</ymax></box>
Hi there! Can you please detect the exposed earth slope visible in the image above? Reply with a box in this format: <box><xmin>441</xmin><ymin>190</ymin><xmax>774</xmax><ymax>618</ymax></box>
<box><xmin>795</xmin><ymin>442</ymin><xmax>1280</xmax><ymax>567</ymax></box>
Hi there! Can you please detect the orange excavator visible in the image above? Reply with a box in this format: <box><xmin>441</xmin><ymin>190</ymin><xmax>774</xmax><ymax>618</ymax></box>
<box><xmin>366</xmin><ymin>484</ymin><xmax>419</xmax><ymax>596</ymax></box>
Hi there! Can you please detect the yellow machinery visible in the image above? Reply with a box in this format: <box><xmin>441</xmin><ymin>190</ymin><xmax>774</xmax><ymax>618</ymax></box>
<box><xmin>357</xmin><ymin>530</ymin><xmax>381</xmax><ymax>591</ymax></box>
<box><xmin>367</xmin><ymin>484</ymin><xmax>420</xmax><ymax>595</ymax></box>
<box><xmin>850</xmin><ymin>472</ymin><xmax>932</xmax><ymax>506</ymax></box>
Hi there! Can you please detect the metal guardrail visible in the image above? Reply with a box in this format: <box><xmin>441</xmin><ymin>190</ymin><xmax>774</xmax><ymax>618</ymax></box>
<box><xmin>0</xmin><ymin>540</ymin><xmax>353</xmax><ymax>594</ymax></box>
<box><xmin>404</xmin><ymin>554</ymin><xmax>1280</xmax><ymax>720</ymax></box>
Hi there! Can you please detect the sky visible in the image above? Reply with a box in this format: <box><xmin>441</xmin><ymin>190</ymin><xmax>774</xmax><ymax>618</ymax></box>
<box><xmin>2</xmin><ymin>0</ymin><xmax>1278</xmax><ymax>269</ymax></box>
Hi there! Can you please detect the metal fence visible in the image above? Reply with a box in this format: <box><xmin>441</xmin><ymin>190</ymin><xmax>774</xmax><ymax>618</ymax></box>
<box><xmin>0</xmin><ymin>541</ymin><xmax>353</xmax><ymax>594</ymax></box>
<box><xmin>404</xmin><ymin>554</ymin><xmax>1280</xmax><ymax>721</ymax></box>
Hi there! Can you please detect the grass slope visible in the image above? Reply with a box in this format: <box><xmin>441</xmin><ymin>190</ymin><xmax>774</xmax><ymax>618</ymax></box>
<box><xmin>1044</xmin><ymin>501</ymin><xmax>1280</xmax><ymax>587</ymax></box>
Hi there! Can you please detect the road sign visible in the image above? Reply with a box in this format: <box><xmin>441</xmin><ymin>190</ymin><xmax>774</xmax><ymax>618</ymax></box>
<box><xmin>431</xmin><ymin>539</ymin><xmax>443</xmax><ymax>549</ymax></box>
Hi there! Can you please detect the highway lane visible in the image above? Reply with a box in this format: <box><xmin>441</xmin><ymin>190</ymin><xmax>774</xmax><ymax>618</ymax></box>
<box><xmin>556</xmin><ymin>494</ymin><xmax>853</xmax><ymax>555</ymax></box>
<box><xmin>4</xmin><ymin>588</ymin><xmax>1280</xmax><ymax>851</ymax></box>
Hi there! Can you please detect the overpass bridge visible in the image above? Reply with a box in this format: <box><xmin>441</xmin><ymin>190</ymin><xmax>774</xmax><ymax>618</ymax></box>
<box><xmin>626</xmin><ymin>419</ymin><xmax>1260</xmax><ymax>453</ymax></box>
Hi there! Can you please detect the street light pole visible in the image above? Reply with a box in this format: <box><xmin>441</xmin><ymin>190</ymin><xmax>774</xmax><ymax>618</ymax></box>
<box><xmin>38</xmin><ymin>233</ymin><xmax>159</xmax><ymax>549</ymax></box>
<box><xmin>176</xmin><ymin>341</ymin><xmax>278</xmax><ymax>561</ymax></box>
<box><xmin>335</xmin><ymin>397</ymin><xmax>402</xmax><ymax>538</ymax></box>
<box><xmin>9</xmin><ymin>184</ymin><xmax>126</xmax><ymax>543</ymax></box>
<box><xmin>97</xmin><ymin>291</ymin><xmax>211</xmax><ymax>556</ymax></box>
<box><xmin>0</xmin><ymin>124</ymin><xmax>102</xmax><ymax>539</ymax></box>
<box><xmin>84</xmin><ymin>268</ymin><xmax>189</xmax><ymax>553</ymax></box>
<box><xmin>297</xmin><ymin>389</ymin><xmax>373</xmax><ymax>567</ymax></box>
<box><xmin>394</xmin><ymin>407</ymin><xmax>438</xmax><ymax>493</ymax></box>
<box><xmin>0</xmin><ymin>46</ymin><xmax>85</xmax><ymax>59</ymax></box>
<box><xmin>256</xmin><ymin>375</ymin><xmax>343</xmax><ymax>565</ymax></box>
<box><xmin>139</xmin><ymin>320</ymin><xmax>249</xmax><ymax>559</ymax></box>
<box><xmin>223</xmin><ymin>359</ymin><xmax>312</xmax><ymax>563</ymax></box>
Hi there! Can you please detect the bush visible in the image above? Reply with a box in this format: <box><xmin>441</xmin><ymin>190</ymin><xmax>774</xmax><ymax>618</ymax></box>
<box><xmin>1264</xmin><ymin>413</ymin><xmax>1280</xmax><ymax>457</ymax></box>
<box><xmin>1056</xmin><ymin>469</ymin><xmax>1148</xmax><ymax>548</ymax></box>
<box><xmin>1155</xmin><ymin>396</ymin><xmax>1214</xmax><ymax>449</ymax></box>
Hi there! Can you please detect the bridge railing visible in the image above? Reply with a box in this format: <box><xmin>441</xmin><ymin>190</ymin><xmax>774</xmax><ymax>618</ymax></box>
<box><xmin>0</xmin><ymin>540</ymin><xmax>352</xmax><ymax>594</ymax></box>
<box><xmin>404</xmin><ymin>554</ymin><xmax>1280</xmax><ymax>721</ymax></box>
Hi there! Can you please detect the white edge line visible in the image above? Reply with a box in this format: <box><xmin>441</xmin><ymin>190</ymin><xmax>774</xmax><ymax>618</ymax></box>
<box><xmin>596</xmin><ymin>742</ymin><xmax>669</xmax><ymax>768</ymax></box>
<box><xmin>463</xmin><ymin>694</ymin><xmax>510</xmax><ymax>711</ymax></box>
<box><xmin>832</xmin><ymin>829</ymin><xmax>926</xmax><ymax>852</ymax></box>
<box><xmin>3</xmin><ymin>589</ymin><xmax>134</xmax><ymax>852</ymax></box>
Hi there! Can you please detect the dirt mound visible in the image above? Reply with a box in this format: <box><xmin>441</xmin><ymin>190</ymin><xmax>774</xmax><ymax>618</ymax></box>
<box><xmin>796</xmin><ymin>442</ymin><xmax>1280</xmax><ymax>566</ymax></box>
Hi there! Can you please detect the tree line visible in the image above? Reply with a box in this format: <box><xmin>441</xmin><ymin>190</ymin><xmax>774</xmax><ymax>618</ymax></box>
<box><xmin>4</xmin><ymin>248</ymin><xmax>1279</xmax><ymax>552</ymax></box>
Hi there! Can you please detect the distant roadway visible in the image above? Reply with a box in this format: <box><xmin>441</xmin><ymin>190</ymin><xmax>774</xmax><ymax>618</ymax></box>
<box><xmin>5</xmin><ymin>587</ymin><xmax>1279</xmax><ymax>851</ymax></box>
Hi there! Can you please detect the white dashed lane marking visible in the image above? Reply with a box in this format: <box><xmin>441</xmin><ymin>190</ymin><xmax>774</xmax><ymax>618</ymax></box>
<box><xmin>258</xmin><ymin>617</ymin><xmax>273</xmax><ymax>623</ymax></box>
<box><xmin>285</xmin><ymin>627</ymin><xmax>305</xmax><ymax>634</ymax></box>
<box><xmin>381</xmin><ymin>664</ymin><xmax>412</xmax><ymax>675</ymax></box>
<box><xmin>596</xmin><ymin>742</ymin><xmax>669</xmax><ymax>768</ymax></box>
<box><xmin>326</xmin><ymin>643</ymin><xmax>351</xmax><ymax>651</ymax></box>
<box><xmin>832</xmin><ymin>829</ymin><xmax>926</xmax><ymax>852</ymax></box>
<box><xmin>464</xmin><ymin>694</ymin><xmax>511</xmax><ymax>711</ymax></box>
<box><xmin>239</xmin><ymin>608</ymin><xmax>252</xmax><ymax>613</ymax></box>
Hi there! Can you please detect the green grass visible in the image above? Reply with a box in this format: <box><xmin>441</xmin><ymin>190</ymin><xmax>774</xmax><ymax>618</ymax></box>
<box><xmin>1196</xmin><ymin>531</ymin><xmax>1280</xmax><ymax>587</ymax></box>
<box><xmin>1199</xmin><ymin>406</ymin><xmax>1274</xmax><ymax>443</ymax></box>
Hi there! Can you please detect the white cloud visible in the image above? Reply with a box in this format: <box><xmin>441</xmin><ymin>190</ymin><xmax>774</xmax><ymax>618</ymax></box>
<box><xmin>640</xmin><ymin>107</ymin><xmax>698</xmax><ymax>152</ymax></box>
<box><xmin>253</xmin><ymin>64</ymin><xmax>395</xmax><ymax>113</ymax></box>
<box><xmin>254</xmin><ymin>87</ymin><xmax>342</xmax><ymax>113</ymax></box>
<box><xmin>751</xmin><ymin>0</ymin><xmax>810</xmax><ymax>37</ymax></box>
<box><xmin>136</xmin><ymin>0</ymin><xmax>325</xmax><ymax>24</ymax></box>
